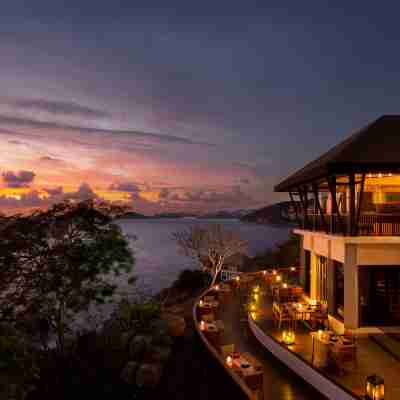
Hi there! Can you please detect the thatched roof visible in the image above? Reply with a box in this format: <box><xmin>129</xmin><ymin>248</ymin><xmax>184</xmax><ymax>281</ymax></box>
<box><xmin>275</xmin><ymin>115</ymin><xmax>400</xmax><ymax>192</ymax></box>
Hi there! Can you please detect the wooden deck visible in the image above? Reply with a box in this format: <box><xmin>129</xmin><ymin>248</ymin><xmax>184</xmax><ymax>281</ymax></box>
<box><xmin>255</xmin><ymin>290</ymin><xmax>400</xmax><ymax>400</ymax></box>
<box><xmin>194</xmin><ymin>281</ymin><xmax>325</xmax><ymax>400</ymax></box>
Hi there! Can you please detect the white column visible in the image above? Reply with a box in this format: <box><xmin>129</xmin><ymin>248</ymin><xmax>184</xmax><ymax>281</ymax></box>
<box><xmin>344</xmin><ymin>244</ymin><xmax>358</xmax><ymax>329</ymax></box>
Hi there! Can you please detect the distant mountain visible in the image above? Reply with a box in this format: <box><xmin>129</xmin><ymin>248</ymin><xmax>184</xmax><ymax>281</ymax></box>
<box><xmin>198</xmin><ymin>209</ymin><xmax>252</xmax><ymax>219</ymax></box>
<box><xmin>117</xmin><ymin>211</ymin><xmax>148</xmax><ymax>219</ymax></box>
<box><xmin>240</xmin><ymin>201</ymin><xmax>297</xmax><ymax>225</ymax></box>
<box><xmin>152</xmin><ymin>212</ymin><xmax>198</xmax><ymax>219</ymax></box>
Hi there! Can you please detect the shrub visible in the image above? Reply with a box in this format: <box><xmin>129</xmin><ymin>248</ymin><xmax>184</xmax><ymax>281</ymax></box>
<box><xmin>117</xmin><ymin>299</ymin><xmax>161</xmax><ymax>333</ymax></box>
<box><xmin>172</xmin><ymin>269</ymin><xmax>209</xmax><ymax>291</ymax></box>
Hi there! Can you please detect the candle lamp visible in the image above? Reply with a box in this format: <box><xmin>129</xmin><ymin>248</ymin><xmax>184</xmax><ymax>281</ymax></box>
<box><xmin>283</xmin><ymin>283</ymin><xmax>288</xmax><ymax>289</ymax></box>
<box><xmin>365</xmin><ymin>374</ymin><xmax>384</xmax><ymax>400</ymax></box>
<box><xmin>290</xmin><ymin>267</ymin><xmax>296</xmax><ymax>272</ymax></box>
<box><xmin>276</xmin><ymin>275</ymin><xmax>282</xmax><ymax>283</ymax></box>
<box><xmin>199</xmin><ymin>300</ymin><xmax>203</xmax><ymax>306</ymax></box>
<box><xmin>263</xmin><ymin>270</ymin><xmax>267</xmax><ymax>275</ymax></box>
<box><xmin>235</xmin><ymin>276</ymin><xmax>240</xmax><ymax>282</ymax></box>
<box><xmin>282</xmin><ymin>330</ymin><xmax>295</xmax><ymax>345</ymax></box>
<box><xmin>215</xmin><ymin>284</ymin><xmax>220</xmax><ymax>291</ymax></box>
<box><xmin>226</xmin><ymin>355</ymin><xmax>233</xmax><ymax>367</ymax></box>
<box><xmin>200</xmin><ymin>321</ymin><xmax>205</xmax><ymax>330</ymax></box>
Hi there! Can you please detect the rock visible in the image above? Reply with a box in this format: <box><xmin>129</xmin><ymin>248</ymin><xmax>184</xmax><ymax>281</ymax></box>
<box><xmin>121</xmin><ymin>361</ymin><xmax>139</xmax><ymax>384</ymax></box>
<box><xmin>162</xmin><ymin>313</ymin><xmax>186</xmax><ymax>337</ymax></box>
<box><xmin>136</xmin><ymin>363</ymin><xmax>163</xmax><ymax>388</ymax></box>
<box><xmin>129</xmin><ymin>335</ymin><xmax>152</xmax><ymax>360</ymax></box>
<box><xmin>149</xmin><ymin>318</ymin><xmax>168</xmax><ymax>335</ymax></box>
<box><xmin>121</xmin><ymin>330</ymin><xmax>136</xmax><ymax>351</ymax></box>
<box><xmin>103</xmin><ymin>350</ymin><xmax>128</xmax><ymax>372</ymax></box>
<box><xmin>144</xmin><ymin>345</ymin><xmax>172</xmax><ymax>364</ymax></box>
<box><xmin>101</xmin><ymin>318</ymin><xmax>124</xmax><ymax>350</ymax></box>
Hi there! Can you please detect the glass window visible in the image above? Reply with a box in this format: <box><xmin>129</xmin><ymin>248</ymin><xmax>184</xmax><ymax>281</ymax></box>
<box><xmin>334</xmin><ymin>261</ymin><xmax>344</xmax><ymax>320</ymax></box>
<box><xmin>303</xmin><ymin>250</ymin><xmax>311</xmax><ymax>295</ymax></box>
<box><xmin>316</xmin><ymin>255</ymin><xmax>328</xmax><ymax>302</ymax></box>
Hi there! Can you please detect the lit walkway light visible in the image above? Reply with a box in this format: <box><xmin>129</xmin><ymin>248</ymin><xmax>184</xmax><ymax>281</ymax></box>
<box><xmin>366</xmin><ymin>374</ymin><xmax>384</xmax><ymax>400</ymax></box>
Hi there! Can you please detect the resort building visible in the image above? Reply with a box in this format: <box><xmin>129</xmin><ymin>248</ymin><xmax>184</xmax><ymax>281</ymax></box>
<box><xmin>275</xmin><ymin>115</ymin><xmax>400</xmax><ymax>333</ymax></box>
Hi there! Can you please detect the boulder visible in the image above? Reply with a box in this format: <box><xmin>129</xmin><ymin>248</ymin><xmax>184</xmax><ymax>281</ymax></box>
<box><xmin>162</xmin><ymin>314</ymin><xmax>186</xmax><ymax>338</ymax></box>
<box><xmin>129</xmin><ymin>335</ymin><xmax>152</xmax><ymax>360</ymax></box>
<box><xmin>121</xmin><ymin>330</ymin><xmax>136</xmax><ymax>351</ymax></box>
<box><xmin>101</xmin><ymin>318</ymin><xmax>124</xmax><ymax>350</ymax></box>
<box><xmin>143</xmin><ymin>345</ymin><xmax>172</xmax><ymax>364</ymax></box>
<box><xmin>121</xmin><ymin>361</ymin><xmax>139</xmax><ymax>385</ymax></box>
<box><xmin>136</xmin><ymin>363</ymin><xmax>163</xmax><ymax>388</ymax></box>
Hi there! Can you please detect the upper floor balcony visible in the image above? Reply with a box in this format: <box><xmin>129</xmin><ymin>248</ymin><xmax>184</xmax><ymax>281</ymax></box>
<box><xmin>274</xmin><ymin>116</ymin><xmax>400</xmax><ymax>237</ymax></box>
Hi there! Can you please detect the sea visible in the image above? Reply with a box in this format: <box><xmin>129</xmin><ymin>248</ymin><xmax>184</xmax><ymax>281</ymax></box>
<box><xmin>117</xmin><ymin>218</ymin><xmax>291</xmax><ymax>295</ymax></box>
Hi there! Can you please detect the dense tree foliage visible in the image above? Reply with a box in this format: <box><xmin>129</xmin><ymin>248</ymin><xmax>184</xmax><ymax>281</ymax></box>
<box><xmin>0</xmin><ymin>200</ymin><xmax>135</xmax><ymax>353</ymax></box>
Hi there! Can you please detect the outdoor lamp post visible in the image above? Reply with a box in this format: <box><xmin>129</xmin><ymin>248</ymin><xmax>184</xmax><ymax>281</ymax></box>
<box><xmin>365</xmin><ymin>375</ymin><xmax>384</xmax><ymax>400</ymax></box>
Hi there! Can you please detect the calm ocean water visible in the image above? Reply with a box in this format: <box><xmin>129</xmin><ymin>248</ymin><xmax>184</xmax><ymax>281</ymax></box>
<box><xmin>117</xmin><ymin>218</ymin><xmax>291</xmax><ymax>295</ymax></box>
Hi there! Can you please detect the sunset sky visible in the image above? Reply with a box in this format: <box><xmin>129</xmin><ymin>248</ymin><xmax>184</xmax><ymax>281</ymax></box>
<box><xmin>1</xmin><ymin>2</ymin><xmax>400</xmax><ymax>214</ymax></box>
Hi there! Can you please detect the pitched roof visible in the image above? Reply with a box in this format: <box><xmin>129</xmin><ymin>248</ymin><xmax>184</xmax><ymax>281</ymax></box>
<box><xmin>275</xmin><ymin>115</ymin><xmax>400</xmax><ymax>192</ymax></box>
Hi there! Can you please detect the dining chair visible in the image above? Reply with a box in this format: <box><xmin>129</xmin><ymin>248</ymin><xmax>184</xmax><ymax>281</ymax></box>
<box><xmin>330</xmin><ymin>343</ymin><xmax>357</xmax><ymax>375</ymax></box>
<box><xmin>220</xmin><ymin>343</ymin><xmax>235</xmax><ymax>358</ymax></box>
<box><xmin>203</xmin><ymin>313</ymin><xmax>215</xmax><ymax>322</ymax></box>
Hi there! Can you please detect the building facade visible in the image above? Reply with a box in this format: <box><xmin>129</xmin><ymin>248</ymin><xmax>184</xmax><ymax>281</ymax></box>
<box><xmin>275</xmin><ymin>116</ymin><xmax>400</xmax><ymax>332</ymax></box>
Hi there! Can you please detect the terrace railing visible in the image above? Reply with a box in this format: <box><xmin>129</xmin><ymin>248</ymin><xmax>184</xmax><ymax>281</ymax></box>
<box><xmin>298</xmin><ymin>213</ymin><xmax>400</xmax><ymax>236</ymax></box>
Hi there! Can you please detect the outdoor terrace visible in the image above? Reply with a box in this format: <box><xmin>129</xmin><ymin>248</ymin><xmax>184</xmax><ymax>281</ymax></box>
<box><xmin>194</xmin><ymin>270</ymin><xmax>400</xmax><ymax>400</ymax></box>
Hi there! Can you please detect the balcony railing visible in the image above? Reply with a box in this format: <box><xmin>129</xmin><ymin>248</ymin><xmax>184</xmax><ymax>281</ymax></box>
<box><xmin>298</xmin><ymin>213</ymin><xmax>400</xmax><ymax>236</ymax></box>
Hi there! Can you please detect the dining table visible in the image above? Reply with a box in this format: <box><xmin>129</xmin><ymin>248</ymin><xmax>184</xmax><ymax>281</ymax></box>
<box><xmin>230</xmin><ymin>352</ymin><xmax>263</xmax><ymax>390</ymax></box>
<box><xmin>200</xmin><ymin>321</ymin><xmax>221</xmax><ymax>346</ymax></box>
<box><xmin>198</xmin><ymin>299</ymin><xmax>219</xmax><ymax>318</ymax></box>
<box><xmin>289</xmin><ymin>302</ymin><xmax>320</xmax><ymax>329</ymax></box>
<box><xmin>310</xmin><ymin>332</ymin><xmax>356</xmax><ymax>369</ymax></box>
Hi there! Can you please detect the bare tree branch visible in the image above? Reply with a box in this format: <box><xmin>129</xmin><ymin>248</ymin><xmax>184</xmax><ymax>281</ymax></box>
<box><xmin>172</xmin><ymin>224</ymin><xmax>247</xmax><ymax>287</ymax></box>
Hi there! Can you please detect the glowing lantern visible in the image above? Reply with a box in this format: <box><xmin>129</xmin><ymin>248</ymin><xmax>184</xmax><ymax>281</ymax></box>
<box><xmin>282</xmin><ymin>330</ymin><xmax>295</xmax><ymax>345</ymax></box>
<box><xmin>199</xmin><ymin>300</ymin><xmax>203</xmax><ymax>307</ymax></box>
<box><xmin>283</xmin><ymin>283</ymin><xmax>288</xmax><ymax>289</ymax></box>
<box><xmin>235</xmin><ymin>276</ymin><xmax>240</xmax><ymax>282</ymax></box>
<box><xmin>290</xmin><ymin>267</ymin><xmax>296</xmax><ymax>272</ymax></box>
<box><xmin>215</xmin><ymin>284</ymin><xmax>220</xmax><ymax>291</ymax></box>
<box><xmin>378</xmin><ymin>173</ymin><xmax>383</xmax><ymax>178</ymax></box>
<box><xmin>366</xmin><ymin>374</ymin><xmax>384</xmax><ymax>400</ymax></box>
<box><xmin>226</xmin><ymin>356</ymin><xmax>233</xmax><ymax>367</ymax></box>
<box><xmin>272</xmin><ymin>269</ymin><xmax>277</xmax><ymax>275</ymax></box>
<box><xmin>200</xmin><ymin>321</ymin><xmax>205</xmax><ymax>330</ymax></box>
<box><xmin>263</xmin><ymin>270</ymin><xmax>267</xmax><ymax>275</ymax></box>
<box><xmin>276</xmin><ymin>275</ymin><xmax>282</xmax><ymax>283</ymax></box>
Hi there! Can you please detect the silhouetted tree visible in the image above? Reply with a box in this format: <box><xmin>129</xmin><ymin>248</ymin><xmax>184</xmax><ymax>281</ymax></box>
<box><xmin>0</xmin><ymin>200</ymin><xmax>135</xmax><ymax>353</ymax></box>
<box><xmin>173</xmin><ymin>224</ymin><xmax>247</xmax><ymax>287</ymax></box>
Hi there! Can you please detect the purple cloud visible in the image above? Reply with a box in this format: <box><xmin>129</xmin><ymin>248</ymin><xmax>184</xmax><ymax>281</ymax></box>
<box><xmin>2</xmin><ymin>170</ymin><xmax>36</xmax><ymax>188</ymax></box>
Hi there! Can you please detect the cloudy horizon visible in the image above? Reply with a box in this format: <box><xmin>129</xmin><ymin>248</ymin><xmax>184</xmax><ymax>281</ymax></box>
<box><xmin>1</xmin><ymin>2</ymin><xmax>400</xmax><ymax>214</ymax></box>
